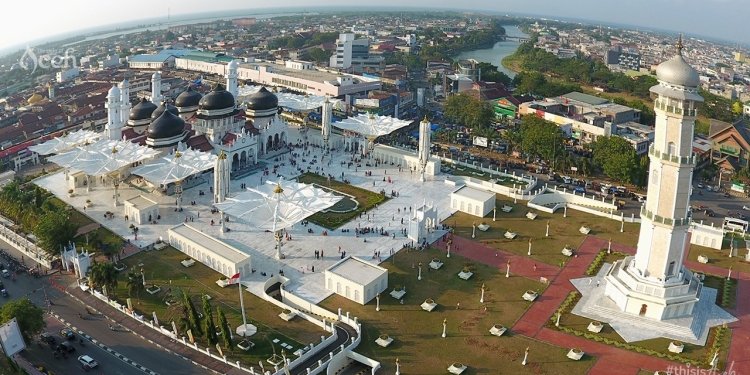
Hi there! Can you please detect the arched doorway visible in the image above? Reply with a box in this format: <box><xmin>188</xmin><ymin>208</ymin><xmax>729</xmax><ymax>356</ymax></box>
<box><xmin>240</xmin><ymin>150</ymin><xmax>247</xmax><ymax>169</ymax></box>
<box><xmin>267</xmin><ymin>136</ymin><xmax>273</xmax><ymax>152</ymax></box>
<box><xmin>231</xmin><ymin>153</ymin><xmax>239</xmax><ymax>171</ymax></box>
<box><xmin>639</xmin><ymin>304</ymin><xmax>647</xmax><ymax>316</ymax></box>
<box><xmin>273</xmin><ymin>133</ymin><xmax>280</xmax><ymax>149</ymax></box>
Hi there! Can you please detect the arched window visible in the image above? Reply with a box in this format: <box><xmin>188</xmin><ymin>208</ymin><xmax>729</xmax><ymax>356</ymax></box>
<box><xmin>667</xmin><ymin>142</ymin><xmax>676</xmax><ymax>155</ymax></box>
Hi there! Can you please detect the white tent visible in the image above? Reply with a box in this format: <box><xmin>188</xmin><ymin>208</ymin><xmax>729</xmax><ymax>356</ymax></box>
<box><xmin>236</xmin><ymin>85</ymin><xmax>263</xmax><ymax>104</ymax></box>
<box><xmin>214</xmin><ymin>178</ymin><xmax>342</xmax><ymax>259</ymax></box>
<box><xmin>131</xmin><ymin>148</ymin><xmax>216</xmax><ymax>186</ymax></box>
<box><xmin>49</xmin><ymin>139</ymin><xmax>159</xmax><ymax>177</ymax></box>
<box><xmin>333</xmin><ymin>113</ymin><xmax>412</xmax><ymax>155</ymax></box>
<box><xmin>28</xmin><ymin>129</ymin><xmax>101</xmax><ymax>156</ymax></box>
<box><xmin>333</xmin><ymin>113</ymin><xmax>411</xmax><ymax>138</ymax></box>
<box><xmin>277</xmin><ymin>92</ymin><xmax>327</xmax><ymax>111</ymax></box>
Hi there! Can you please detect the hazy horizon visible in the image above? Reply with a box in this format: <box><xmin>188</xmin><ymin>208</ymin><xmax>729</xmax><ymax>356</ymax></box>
<box><xmin>3</xmin><ymin>1</ymin><xmax>747</xmax><ymax>53</ymax></box>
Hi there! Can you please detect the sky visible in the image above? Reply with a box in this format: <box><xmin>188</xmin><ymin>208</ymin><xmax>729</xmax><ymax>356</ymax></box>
<box><xmin>2</xmin><ymin>0</ymin><xmax>748</xmax><ymax>52</ymax></box>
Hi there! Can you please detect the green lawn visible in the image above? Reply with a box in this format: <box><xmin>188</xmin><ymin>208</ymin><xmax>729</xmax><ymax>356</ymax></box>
<box><xmin>688</xmin><ymin>241</ymin><xmax>750</xmax><ymax>274</ymax></box>
<box><xmin>297</xmin><ymin>172</ymin><xmax>387</xmax><ymax>229</ymax></box>
<box><xmin>446</xmin><ymin>197</ymin><xmax>640</xmax><ymax>266</ymax></box>
<box><xmin>319</xmin><ymin>246</ymin><xmax>594</xmax><ymax>374</ymax></box>
<box><xmin>111</xmin><ymin>247</ymin><xmax>323</xmax><ymax>365</ymax></box>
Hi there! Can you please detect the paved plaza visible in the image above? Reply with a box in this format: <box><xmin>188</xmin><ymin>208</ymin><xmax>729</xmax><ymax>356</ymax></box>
<box><xmin>35</xmin><ymin>145</ymin><xmax>455</xmax><ymax>302</ymax></box>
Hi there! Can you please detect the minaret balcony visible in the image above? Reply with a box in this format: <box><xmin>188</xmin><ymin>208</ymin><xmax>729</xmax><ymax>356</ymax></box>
<box><xmin>654</xmin><ymin>99</ymin><xmax>698</xmax><ymax>117</ymax></box>
<box><xmin>640</xmin><ymin>206</ymin><xmax>691</xmax><ymax>227</ymax></box>
<box><xmin>648</xmin><ymin>145</ymin><xmax>696</xmax><ymax>166</ymax></box>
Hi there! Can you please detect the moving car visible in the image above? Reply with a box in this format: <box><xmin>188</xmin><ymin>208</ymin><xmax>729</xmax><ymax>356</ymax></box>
<box><xmin>1</xmin><ymin>269</ymin><xmax>9</xmax><ymax>278</ymax></box>
<box><xmin>40</xmin><ymin>333</ymin><xmax>56</xmax><ymax>345</ymax></box>
<box><xmin>60</xmin><ymin>328</ymin><xmax>75</xmax><ymax>341</ymax></box>
<box><xmin>78</xmin><ymin>355</ymin><xmax>98</xmax><ymax>369</ymax></box>
<box><xmin>56</xmin><ymin>341</ymin><xmax>75</xmax><ymax>353</ymax></box>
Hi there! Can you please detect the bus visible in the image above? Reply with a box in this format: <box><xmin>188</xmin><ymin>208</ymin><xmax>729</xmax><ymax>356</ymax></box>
<box><xmin>723</xmin><ymin>217</ymin><xmax>749</xmax><ymax>233</ymax></box>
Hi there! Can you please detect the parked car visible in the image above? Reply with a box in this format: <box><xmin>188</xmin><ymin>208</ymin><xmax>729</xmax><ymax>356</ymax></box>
<box><xmin>56</xmin><ymin>341</ymin><xmax>75</xmax><ymax>353</ymax></box>
<box><xmin>1</xmin><ymin>269</ymin><xmax>9</xmax><ymax>278</ymax></box>
<box><xmin>60</xmin><ymin>328</ymin><xmax>75</xmax><ymax>341</ymax></box>
<box><xmin>78</xmin><ymin>355</ymin><xmax>98</xmax><ymax>370</ymax></box>
<box><xmin>1</xmin><ymin>289</ymin><xmax>7</xmax><ymax>297</ymax></box>
<box><xmin>40</xmin><ymin>333</ymin><xmax>56</xmax><ymax>345</ymax></box>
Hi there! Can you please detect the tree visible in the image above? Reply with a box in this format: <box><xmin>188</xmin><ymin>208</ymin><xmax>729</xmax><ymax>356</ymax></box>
<box><xmin>518</xmin><ymin>115</ymin><xmax>566</xmax><ymax>166</ymax></box>
<box><xmin>217</xmin><ymin>307</ymin><xmax>233</xmax><ymax>351</ymax></box>
<box><xmin>591</xmin><ymin>136</ymin><xmax>639</xmax><ymax>183</ymax></box>
<box><xmin>88</xmin><ymin>262</ymin><xmax>118</xmax><ymax>297</ymax></box>
<box><xmin>476</xmin><ymin>62</ymin><xmax>511</xmax><ymax>86</ymax></box>
<box><xmin>732</xmin><ymin>101</ymin><xmax>744</xmax><ymax>118</ymax></box>
<box><xmin>126</xmin><ymin>271</ymin><xmax>145</xmax><ymax>300</ymax></box>
<box><xmin>182</xmin><ymin>291</ymin><xmax>202</xmax><ymax>336</ymax></box>
<box><xmin>34</xmin><ymin>210</ymin><xmax>76</xmax><ymax>256</ymax></box>
<box><xmin>444</xmin><ymin>93</ymin><xmax>494</xmax><ymax>130</ymax></box>
<box><xmin>307</xmin><ymin>48</ymin><xmax>331</xmax><ymax>64</ymax></box>
<box><xmin>0</xmin><ymin>298</ymin><xmax>45</xmax><ymax>342</ymax></box>
<box><xmin>202</xmin><ymin>295</ymin><xmax>218</xmax><ymax>347</ymax></box>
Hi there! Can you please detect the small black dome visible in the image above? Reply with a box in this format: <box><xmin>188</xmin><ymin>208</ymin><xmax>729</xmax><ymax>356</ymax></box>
<box><xmin>129</xmin><ymin>98</ymin><xmax>157</xmax><ymax>121</ymax></box>
<box><xmin>246</xmin><ymin>87</ymin><xmax>278</xmax><ymax>112</ymax></box>
<box><xmin>147</xmin><ymin>109</ymin><xmax>185</xmax><ymax>140</ymax></box>
<box><xmin>175</xmin><ymin>86</ymin><xmax>202</xmax><ymax>108</ymax></box>
<box><xmin>198</xmin><ymin>83</ymin><xmax>235</xmax><ymax>111</ymax></box>
<box><xmin>151</xmin><ymin>101</ymin><xmax>179</xmax><ymax>119</ymax></box>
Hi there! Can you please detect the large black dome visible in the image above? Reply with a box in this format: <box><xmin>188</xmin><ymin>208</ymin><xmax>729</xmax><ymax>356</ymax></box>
<box><xmin>129</xmin><ymin>98</ymin><xmax>158</xmax><ymax>121</ymax></box>
<box><xmin>246</xmin><ymin>87</ymin><xmax>278</xmax><ymax>111</ymax></box>
<box><xmin>175</xmin><ymin>86</ymin><xmax>202</xmax><ymax>108</ymax></box>
<box><xmin>151</xmin><ymin>101</ymin><xmax>179</xmax><ymax>119</ymax></box>
<box><xmin>198</xmin><ymin>84</ymin><xmax>235</xmax><ymax>111</ymax></box>
<box><xmin>147</xmin><ymin>109</ymin><xmax>185</xmax><ymax>140</ymax></box>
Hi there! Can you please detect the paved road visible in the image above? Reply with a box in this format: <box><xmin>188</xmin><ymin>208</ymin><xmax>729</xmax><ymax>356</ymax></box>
<box><xmin>23</xmin><ymin>315</ymin><xmax>142</xmax><ymax>375</ymax></box>
<box><xmin>0</xmin><ymin>237</ymin><xmax>205</xmax><ymax>375</ymax></box>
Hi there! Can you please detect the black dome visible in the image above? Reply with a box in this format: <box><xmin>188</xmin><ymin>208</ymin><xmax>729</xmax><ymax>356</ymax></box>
<box><xmin>151</xmin><ymin>101</ymin><xmax>179</xmax><ymax>119</ymax></box>
<box><xmin>198</xmin><ymin>83</ymin><xmax>235</xmax><ymax>111</ymax></box>
<box><xmin>175</xmin><ymin>86</ymin><xmax>202</xmax><ymax>108</ymax></box>
<box><xmin>129</xmin><ymin>98</ymin><xmax>157</xmax><ymax>121</ymax></box>
<box><xmin>246</xmin><ymin>87</ymin><xmax>278</xmax><ymax>111</ymax></box>
<box><xmin>147</xmin><ymin>109</ymin><xmax>185</xmax><ymax>140</ymax></box>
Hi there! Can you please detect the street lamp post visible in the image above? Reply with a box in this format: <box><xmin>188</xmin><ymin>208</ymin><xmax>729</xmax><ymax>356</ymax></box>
<box><xmin>480</xmin><ymin>283</ymin><xmax>485</xmax><ymax>304</ymax></box>
<box><xmin>376</xmin><ymin>293</ymin><xmax>380</xmax><ymax>312</ymax></box>
<box><xmin>418</xmin><ymin>262</ymin><xmax>422</xmax><ymax>281</ymax></box>
<box><xmin>522</xmin><ymin>347</ymin><xmax>529</xmax><ymax>366</ymax></box>
<box><xmin>527</xmin><ymin>239</ymin><xmax>532</xmax><ymax>256</ymax></box>
<box><xmin>441</xmin><ymin>318</ymin><xmax>447</xmax><ymax>338</ymax></box>
<box><xmin>505</xmin><ymin>261</ymin><xmax>510</xmax><ymax>278</ymax></box>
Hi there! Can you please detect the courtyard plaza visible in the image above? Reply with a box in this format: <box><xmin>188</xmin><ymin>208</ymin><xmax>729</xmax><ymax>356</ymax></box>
<box><xmin>35</xmin><ymin>143</ymin><xmax>457</xmax><ymax>303</ymax></box>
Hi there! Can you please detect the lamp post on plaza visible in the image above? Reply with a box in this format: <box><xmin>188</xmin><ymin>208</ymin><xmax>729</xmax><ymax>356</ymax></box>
<box><xmin>376</xmin><ymin>293</ymin><xmax>380</xmax><ymax>312</ymax></box>
<box><xmin>528</xmin><ymin>239</ymin><xmax>532</xmax><ymax>256</ymax></box>
<box><xmin>505</xmin><ymin>260</ymin><xmax>510</xmax><ymax>278</ymax></box>
<box><xmin>480</xmin><ymin>283</ymin><xmax>485</xmax><ymax>304</ymax></box>
<box><xmin>441</xmin><ymin>318</ymin><xmax>447</xmax><ymax>338</ymax></box>
<box><xmin>545</xmin><ymin>220</ymin><xmax>550</xmax><ymax>237</ymax></box>
<box><xmin>418</xmin><ymin>262</ymin><xmax>422</xmax><ymax>281</ymax></box>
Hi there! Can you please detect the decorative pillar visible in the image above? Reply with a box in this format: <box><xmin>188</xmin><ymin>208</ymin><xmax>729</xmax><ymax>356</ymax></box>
<box><xmin>522</xmin><ymin>347</ymin><xmax>529</xmax><ymax>366</ymax></box>
<box><xmin>479</xmin><ymin>283</ymin><xmax>485</xmax><ymax>304</ymax></box>
<box><xmin>441</xmin><ymin>318</ymin><xmax>447</xmax><ymax>338</ymax></box>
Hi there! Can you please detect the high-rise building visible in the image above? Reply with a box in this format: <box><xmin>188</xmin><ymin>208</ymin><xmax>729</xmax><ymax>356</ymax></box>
<box><xmin>329</xmin><ymin>33</ymin><xmax>383</xmax><ymax>73</ymax></box>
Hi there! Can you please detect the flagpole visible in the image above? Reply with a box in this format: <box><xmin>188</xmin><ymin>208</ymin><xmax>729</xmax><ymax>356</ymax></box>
<box><xmin>238</xmin><ymin>273</ymin><xmax>248</xmax><ymax>332</ymax></box>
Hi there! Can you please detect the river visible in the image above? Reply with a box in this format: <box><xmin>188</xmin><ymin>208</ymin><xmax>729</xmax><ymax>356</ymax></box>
<box><xmin>455</xmin><ymin>25</ymin><xmax>529</xmax><ymax>78</ymax></box>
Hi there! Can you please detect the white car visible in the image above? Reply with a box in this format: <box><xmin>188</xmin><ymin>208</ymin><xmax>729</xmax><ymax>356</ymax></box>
<box><xmin>78</xmin><ymin>355</ymin><xmax>98</xmax><ymax>369</ymax></box>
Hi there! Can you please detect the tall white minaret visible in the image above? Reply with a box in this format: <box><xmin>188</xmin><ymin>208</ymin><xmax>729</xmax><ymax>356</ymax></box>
<box><xmin>105</xmin><ymin>85</ymin><xmax>123</xmax><ymax>140</ymax></box>
<box><xmin>214</xmin><ymin>150</ymin><xmax>230</xmax><ymax>203</ymax></box>
<box><xmin>118</xmin><ymin>79</ymin><xmax>131</xmax><ymax>125</ymax></box>
<box><xmin>322</xmin><ymin>98</ymin><xmax>332</xmax><ymax>150</ymax></box>
<box><xmin>226</xmin><ymin>60</ymin><xmax>239</xmax><ymax>102</ymax></box>
<box><xmin>417</xmin><ymin>116</ymin><xmax>431</xmax><ymax>182</ymax></box>
<box><xmin>151</xmin><ymin>71</ymin><xmax>163</xmax><ymax>105</ymax></box>
<box><xmin>604</xmin><ymin>36</ymin><xmax>705</xmax><ymax>320</ymax></box>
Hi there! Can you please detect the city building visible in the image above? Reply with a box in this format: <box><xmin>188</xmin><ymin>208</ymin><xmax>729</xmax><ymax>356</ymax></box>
<box><xmin>708</xmin><ymin>118</ymin><xmax>750</xmax><ymax>172</ymax></box>
<box><xmin>605</xmin><ymin>46</ymin><xmax>642</xmax><ymax>71</ymax></box>
<box><xmin>56</xmin><ymin>67</ymin><xmax>80</xmax><ymax>83</ymax></box>
<box><xmin>518</xmin><ymin>92</ymin><xmax>644</xmax><ymax>146</ymax></box>
<box><xmin>128</xmin><ymin>49</ymin><xmax>194</xmax><ymax>69</ymax></box>
<box><xmin>450</xmin><ymin>186</ymin><xmax>495</xmax><ymax>218</ymax></box>
<box><xmin>174</xmin><ymin>58</ymin><xmax>381</xmax><ymax>98</ymax></box>
<box><xmin>328</xmin><ymin>33</ymin><xmax>384</xmax><ymax>73</ymax></box>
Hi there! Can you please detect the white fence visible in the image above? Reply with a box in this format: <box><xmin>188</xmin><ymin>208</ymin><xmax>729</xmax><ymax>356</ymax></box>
<box><xmin>0</xmin><ymin>215</ymin><xmax>55</xmax><ymax>268</ymax></box>
<box><xmin>436</xmin><ymin>154</ymin><xmax>537</xmax><ymax>194</ymax></box>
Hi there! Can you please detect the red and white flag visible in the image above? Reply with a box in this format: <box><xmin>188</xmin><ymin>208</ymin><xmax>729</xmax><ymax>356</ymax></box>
<box><xmin>229</xmin><ymin>273</ymin><xmax>241</xmax><ymax>284</ymax></box>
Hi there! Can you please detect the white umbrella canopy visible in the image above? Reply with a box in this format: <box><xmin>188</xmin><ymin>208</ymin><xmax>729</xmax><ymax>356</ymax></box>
<box><xmin>214</xmin><ymin>178</ymin><xmax>342</xmax><ymax>232</ymax></box>
<box><xmin>131</xmin><ymin>148</ymin><xmax>217</xmax><ymax>186</ymax></box>
<box><xmin>48</xmin><ymin>139</ymin><xmax>159</xmax><ymax>177</ymax></box>
<box><xmin>28</xmin><ymin>129</ymin><xmax>101</xmax><ymax>156</ymax></box>
<box><xmin>333</xmin><ymin>113</ymin><xmax>412</xmax><ymax>138</ymax></box>
<box><xmin>276</xmin><ymin>92</ymin><xmax>327</xmax><ymax>111</ymax></box>
<box><xmin>236</xmin><ymin>85</ymin><xmax>263</xmax><ymax>104</ymax></box>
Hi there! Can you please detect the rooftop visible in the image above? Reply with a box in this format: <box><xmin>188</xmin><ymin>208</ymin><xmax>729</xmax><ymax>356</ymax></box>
<box><xmin>125</xmin><ymin>195</ymin><xmax>158</xmax><ymax>208</ymax></box>
<box><xmin>561</xmin><ymin>92</ymin><xmax>610</xmax><ymax>106</ymax></box>
<box><xmin>239</xmin><ymin>61</ymin><xmax>379</xmax><ymax>85</ymax></box>
<box><xmin>452</xmin><ymin>186</ymin><xmax>496</xmax><ymax>202</ymax></box>
<box><xmin>326</xmin><ymin>256</ymin><xmax>387</xmax><ymax>285</ymax></box>
<box><xmin>169</xmin><ymin>223</ymin><xmax>250</xmax><ymax>264</ymax></box>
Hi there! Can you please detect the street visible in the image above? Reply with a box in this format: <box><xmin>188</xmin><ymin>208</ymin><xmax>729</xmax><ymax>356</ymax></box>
<box><xmin>0</xmin><ymin>238</ymin><xmax>205</xmax><ymax>375</ymax></box>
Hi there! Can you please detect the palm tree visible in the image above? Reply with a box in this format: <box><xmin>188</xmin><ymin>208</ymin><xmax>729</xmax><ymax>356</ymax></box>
<box><xmin>126</xmin><ymin>271</ymin><xmax>145</xmax><ymax>300</ymax></box>
<box><xmin>88</xmin><ymin>262</ymin><xmax>118</xmax><ymax>297</ymax></box>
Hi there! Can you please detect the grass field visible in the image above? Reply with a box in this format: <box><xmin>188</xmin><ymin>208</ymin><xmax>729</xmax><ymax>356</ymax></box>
<box><xmin>447</xmin><ymin>196</ymin><xmax>640</xmax><ymax>266</ymax></box>
<box><xmin>111</xmin><ymin>247</ymin><xmax>323</xmax><ymax>365</ymax></box>
<box><xmin>298</xmin><ymin>172</ymin><xmax>387</xmax><ymax>229</ymax></box>
<box><xmin>319</xmin><ymin>246</ymin><xmax>594</xmax><ymax>374</ymax></box>
<box><xmin>688</xmin><ymin>241</ymin><xmax>750</xmax><ymax>274</ymax></box>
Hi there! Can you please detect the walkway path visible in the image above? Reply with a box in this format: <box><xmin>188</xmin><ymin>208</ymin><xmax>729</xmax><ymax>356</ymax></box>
<box><xmin>444</xmin><ymin>234</ymin><xmax>746</xmax><ymax>374</ymax></box>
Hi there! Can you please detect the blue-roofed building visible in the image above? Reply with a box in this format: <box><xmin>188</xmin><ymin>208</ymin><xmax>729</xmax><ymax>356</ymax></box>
<box><xmin>128</xmin><ymin>49</ymin><xmax>195</xmax><ymax>70</ymax></box>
